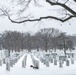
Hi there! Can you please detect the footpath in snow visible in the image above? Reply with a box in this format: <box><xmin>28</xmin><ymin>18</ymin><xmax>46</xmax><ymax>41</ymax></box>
<box><xmin>0</xmin><ymin>53</ymin><xmax>76</xmax><ymax>75</ymax></box>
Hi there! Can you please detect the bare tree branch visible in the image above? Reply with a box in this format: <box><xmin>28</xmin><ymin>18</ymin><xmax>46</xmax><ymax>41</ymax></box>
<box><xmin>7</xmin><ymin>15</ymin><xmax>74</xmax><ymax>23</ymax></box>
<box><xmin>46</xmin><ymin>0</ymin><xmax>76</xmax><ymax>16</ymax></box>
<box><xmin>0</xmin><ymin>0</ymin><xmax>76</xmax><ymax>24</ymax></box>
<box><xmin>64</xmin><ymin>0</ymin><xmax>69</xmax><ymax>4</ymax></box>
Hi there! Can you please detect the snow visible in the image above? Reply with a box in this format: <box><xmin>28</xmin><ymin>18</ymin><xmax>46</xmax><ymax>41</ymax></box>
<box><xmin>0</xmin><ymin>52</ymin><xmax>76</xmax><ymax>75</ymax></box>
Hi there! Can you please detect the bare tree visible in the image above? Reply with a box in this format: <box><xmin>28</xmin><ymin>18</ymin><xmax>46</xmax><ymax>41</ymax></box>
<box><xmin>37</xmin><ymin>28</ymin><xmax>55</xmax><ymax>52</ymax></box>
<box><xmin>50</xmin><ymin>28</ymin><xmax>62</xmax><ymax>51</ymax></box>
<box><xmin>24</xmin><ymin>32</ymin><xmax>33</xmax><ymax>52</ymax></box>
<box><xmin>1</xmin><ymin>31</ymin><xmax>23</xmax><ymax>52</ymax></box>
<box><xmin>66</xmin><ymin>40</ymin><xmax>74</xmax><ymax>51</ymax></box>
<box><xmin>0</xmin><ymin>29</ymin><xmax>74</xmax><ymax>53</ymax></box>
<box><xmin>32</xmin><ymin>34</ymin><xmax>40</xmax><ymax>51</ymax></box>
<box><xmin>58</xmin><ymin>32</ymin><xmax>70</xmax><ymax>55</ymax></box>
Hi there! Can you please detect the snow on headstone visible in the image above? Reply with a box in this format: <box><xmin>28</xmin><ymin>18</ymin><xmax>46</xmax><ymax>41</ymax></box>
<box><xmin>31</xmin><ymin>55</ymin><xmax>39</xmax><ymax>69</ymax></box>
<box><xmin>17</xmin><ymin>56</ymin><xmax>20</xmax><ymax>60</ymax></box>
<box><xmin>59</xmin><ymin>60</ymin><xmax>63</xmax><ymax>68</ymax></box>
<box><xmin>4</xmin><ymin>50</ymin><xmax>10</xmax><ymax>57</ymax></box>
<box><xmin>34</xmin><ymin>60</ymin><xmax>39</xmax><ymax>69</ymax></box>
<box><xmin>10</xmin><ymin>59</ymin><xmax>13</xmax><ymax>67</ymax></box>
<box><xmin>40</xmin><ymin>57</ymin><xmax>46</xmax><ymax>65</ymax></box>
<box><xmin>66</xmin><ymin>53</ymin><xmax>74</xmax><ymax>58</ymax></box>
<box><xmin>14</xmin><ymin>57</ymin><xmax>17</xmax><ymax>64</ymax></box>
<box><xmin>71</xmin><ymin>58</ymin><xmax>74</xmax><ymax>64</ymax></box>
<box><xmin>0</xmin><ymin>58</ymin><xmax>2</xmax><ymax>66</ymax></box>
<box><xmin>22</xmin><ymin>60</ymin><xmax>25</xmax><ymax>68</ymax></box>
<box><xmin>43</xmin><ymin>59</ymin><xmax>46</xmax><ymax>65</ymax></box>
<box><xmin>6</xmin><ymin>61</ymin><xmax>10</xmax><ymax>71</ymax></box>
<box><xmin>54</xmin><ymin>59</ymin><xmax>57</xmax><ymax>65</ymax></box>
<box><xmin>40</xmin><ymin>57</ymin><xmax>44</xmax><ymax>63</ymax></box>
<box><xmin>12</xmin><ymin>59</ymin><xmax>15</xmax><ymax>65</ymax></box>
<box><xmin>49</xmin><ymin>58</ymin><xmax>53</xmax><ymax>63</ymax></box>
<box><xmin>52</xmin><ymin>53</ymin><xmax>57</xmax><ymax>59</ymax></box>
<box><xmin>45</xmin><ymin>54</ymin><xmax>50</xmax><ymax>59</ymax></box>
<box><xmin>49</xmin><ymin>55</ymin><xmax>53</xmax><ymax>63</ymax></box>
<box><xmin>22</xmin><ymin>55</ymin><xmax>27</xmax><ymax>68</ymax></box>
<box><xmin>66</xmin><ymin>59</ymin><xmax>70</xmax><ymax>66</ymax></box>
<box><xmin>45</xmin><ymin>60</ymin><xmax>49</xmax><ymax>67</ymax></box>
<box><xmin>72</xmin><ymin>53</ymin><xmax>74</xmax><ymax>58</ymax></box>
<box><xmin>24</xmin><ymin>55</ymin><xmax>27</xmax><ymax>66</ymax></box>
<box><xmin>3</xmin><ymin>58</ymin><xmax>6</xmax><ymax>64</ymax></box>
<box><xmin>59</xmin><ymin>56</ymin><xmax>66</xmax><ymax>61</ymax></box>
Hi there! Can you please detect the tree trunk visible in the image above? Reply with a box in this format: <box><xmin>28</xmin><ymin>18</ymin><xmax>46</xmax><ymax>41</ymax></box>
<box><xmin>64</xmin><ymin>49</ymin><xmax>66</xmax><ymax>56</ymax></box>
<box><xmin>37</xmin><ymin>47</ymin><xmax>39</xmax><ymax>51</ymax></box>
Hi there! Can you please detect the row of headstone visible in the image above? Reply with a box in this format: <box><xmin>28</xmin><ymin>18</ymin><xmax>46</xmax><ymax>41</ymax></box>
<box><xmin>6</xmin><ymin>57</ymin><xmax>18</xmax><ymax>71</ymax></box>
<box><xmin>59</xmin><ymin>56</ymin><xmax>74</xmax><ymax>68</ymax></box>
<box><xmin>66</xmin><ymin>53</ymin><xmax>74</xmax><ymax>58</ymax></box>
<box><xmin>22</xmin><ymin>55</ymin><xmax>27</xmax><ymax>68</ymax></box>
<box><xmin>44</xmin><ymin>53</ymin><xmax>58</xmax><ymax>66</ymax></box>
<box><xmin>0</xmin><ymin>57</ymin><xmax>10</xmax><ymax>67</ymax></box>
<box><xmin>41</xmin><ymin>53</ymin><xmax>74</xmax><ymax>68</ymax></box>
<box><xmin>31</xmin><ymin>55</ymin><xmax>39</xmax><ymax>69</ymax></box>
<box><xmin>51</xmin><ymin>53</ymin><xmax>57</xmax><ymax>59</ymax></box>
<box><xmin>6</xmin><ymin>53</ymin><xmax>26</xmax><ymax>71</ymax></box>
<box><xmin>44</xmin><ymin>53</ymin><xmax>57</xmax><ymax>60</ymax></box>
<box><xmin>40</xmin><ymin>57</ymin><xmax>49</xmax><ymax>67</ymax></box>
<box><xmin>46</xmin><ymin>56</ymin><xmax>72</xmax><ymax>68</ymax></box>
<box><xmin>33</xmin><ymin>52</ymin><xmax>75</xmax><ymax>68</ymax></box>
<box><xmin>44</xmin><ymin>53</ymin><xmax>58</xmax><ymax>62</ymax></box>
<box><xmin>10</xmin><ymin>57</ymin><xmax>18</xmax><ymax>67</ymax></box>
<box><xmin>59</xmin><ymin>59</ymin><xmax>70</xmax><ymax>68</ymax></box>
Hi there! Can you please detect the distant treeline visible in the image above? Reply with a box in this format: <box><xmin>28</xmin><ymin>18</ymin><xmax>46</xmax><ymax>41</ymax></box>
<box><xmin>0</xmin><ymin>28</ymin><xmax>75</xmax><ymax>53</ymax></box>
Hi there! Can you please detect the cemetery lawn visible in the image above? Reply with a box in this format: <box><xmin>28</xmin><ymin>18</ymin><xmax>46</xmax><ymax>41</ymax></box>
<box><xmin>0</xmin><ymin>53</ymin><xmax>76</xmax><ymax>75</ymax></box>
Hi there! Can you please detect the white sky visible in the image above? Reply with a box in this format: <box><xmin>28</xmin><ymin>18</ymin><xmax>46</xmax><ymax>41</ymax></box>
<box><xmin>0</xmin><ymin>0</ymin><xmax>76</xmax><ymax>35</ymax></box>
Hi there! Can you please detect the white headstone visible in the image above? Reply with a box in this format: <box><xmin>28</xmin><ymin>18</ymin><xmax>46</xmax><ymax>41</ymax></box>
<box><xmin>6</xmin><ymin>61</ymin><xmax>10</xmax><ymax>71</ymax></box>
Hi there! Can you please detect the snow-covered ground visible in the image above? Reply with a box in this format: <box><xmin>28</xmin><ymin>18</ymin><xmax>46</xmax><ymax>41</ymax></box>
<box><xmin>0</xmin><ymin>52</ymin><xmax>76</xmax><ymax>75</ymax></box>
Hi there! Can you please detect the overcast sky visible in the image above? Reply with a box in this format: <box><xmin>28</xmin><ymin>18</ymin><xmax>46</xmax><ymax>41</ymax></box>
<box><xmin>0</xmin><ymin>0</ymin><xmax>76</xmax><ymax>35</ymax></box>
